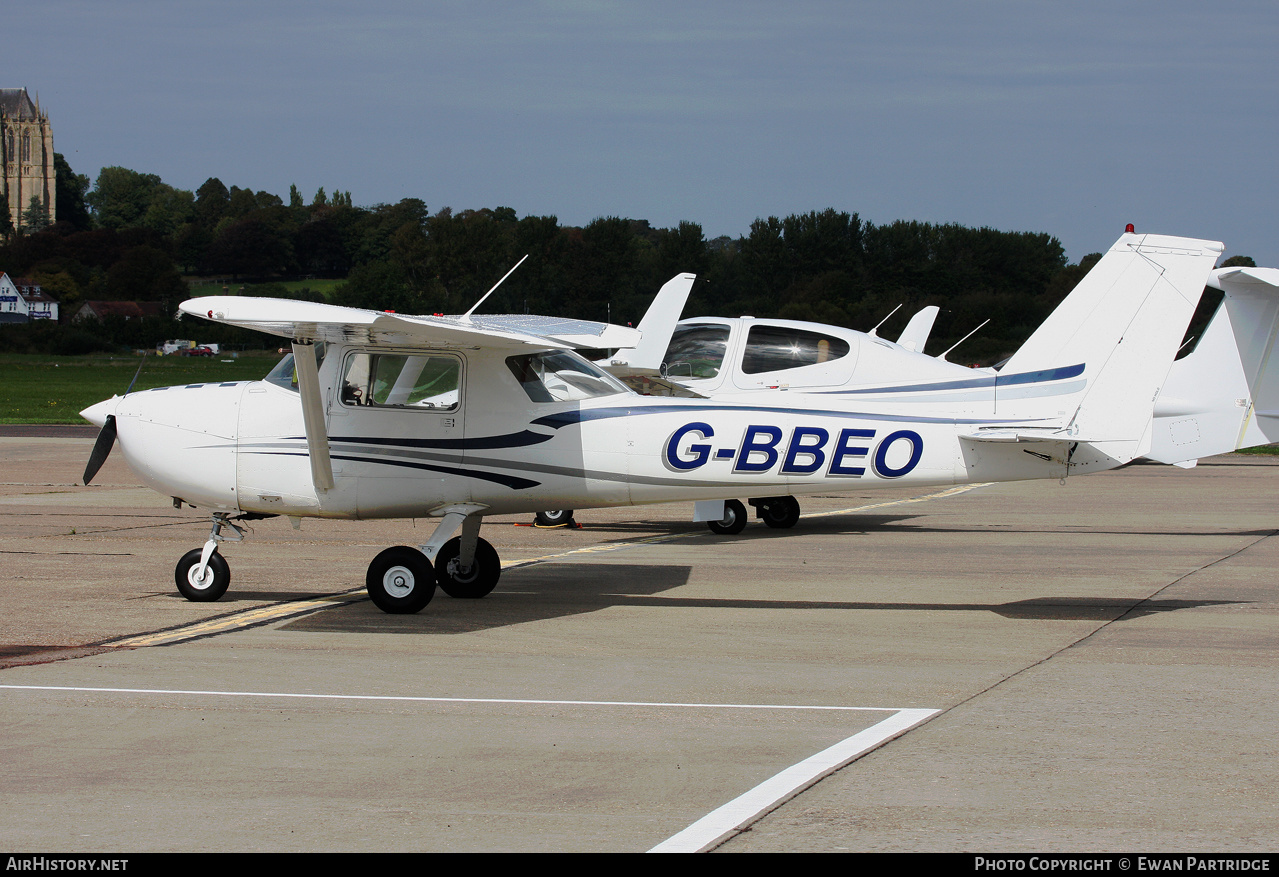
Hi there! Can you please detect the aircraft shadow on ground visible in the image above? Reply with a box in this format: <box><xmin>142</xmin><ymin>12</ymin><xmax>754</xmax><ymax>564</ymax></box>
<box><xmin>278</xmin><ymin>562</ymin><xmax>1242</xmax><ymax>635</ymax></box>
<box><xmin>528</xmin><ymin>514</ymin><xmax>1276</xmax><ymax>542</ymax></box>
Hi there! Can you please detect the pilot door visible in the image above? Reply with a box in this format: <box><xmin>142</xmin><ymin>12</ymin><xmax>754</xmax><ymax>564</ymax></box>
<box><xmin>327</xmin><ymin>349</ymin><xmax>469</xmax><ymax>518</ymax></box>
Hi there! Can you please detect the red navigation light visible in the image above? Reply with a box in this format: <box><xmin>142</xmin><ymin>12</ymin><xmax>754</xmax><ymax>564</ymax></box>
<box><xmin>1125</xmin><ymin>223</ymin><xmax>1135</xmax><ymax>233</ymax></box>
<box><xmin>384</xmin><ymin>309</ymin><xmax>396</xmax><ymax>313</ymax></box>
<box><xmin>207</xmin><ymin>310</ymin><xmax>213</xmax><ymax>318</ymax></box>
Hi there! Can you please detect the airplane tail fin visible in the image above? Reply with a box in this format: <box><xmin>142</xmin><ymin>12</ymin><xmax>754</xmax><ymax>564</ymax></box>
<box><xmin>895</xmin><ymin>305</ymin><xmax>939</xmax><ymax>352</ymax></box>
<box><xmin>607</xmin><ymin>273</ymin><xmax>695</xmax><ymax>369</ymax></box>
<box><xmin>994</xmin><ymin>232</ymin><xmax>1223</xmax><ymax>460</ymax></box>
<box><xmin>1148</xmin><ymin>266</ymin><xmax>1279</xmax><ymax>463</ymax></box>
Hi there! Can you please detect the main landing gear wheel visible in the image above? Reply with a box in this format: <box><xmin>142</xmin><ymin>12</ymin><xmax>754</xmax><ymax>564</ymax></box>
<box><xmin>534</xmin><ymin>509</ymin><xmax>575</xmax><ymax>527</ymax></box>
<box><xmin>434</xmin><ymin>536</ymin><xmax>501</xmax><ymax>599</ymax></box>
<box><xmin>707</xmin><ymin>499</ymin><xmax>748</xmax><ymax>535</ymax></box>
<box><xmin>755</xmin><ymin>496</ymin><xmax>801</xmax><ymax>529</ymax></box>
<box><xmin>366</xmin><ymin>546</ymin><xmax>436</xmax><ymax>614</ymax></box>
<box><xmin>175</xmin><ymin>548</ymin><xmax>231</xmax><ymax>602</ymax></box>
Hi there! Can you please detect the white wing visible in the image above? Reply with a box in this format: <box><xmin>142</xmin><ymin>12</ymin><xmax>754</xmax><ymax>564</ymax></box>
<box><xmin>180</xmin><ymin>297</ymin><xmax>642</xmax><ymax>350</ymax></box>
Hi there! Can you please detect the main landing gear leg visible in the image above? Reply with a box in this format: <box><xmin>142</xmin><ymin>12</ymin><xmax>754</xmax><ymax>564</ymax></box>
<box><xmin>364</xmin><ymin>504</ymin><xmax>501</xmax><ymax>614</ymax></box>
<box><xmin>174</xmin><ymin>512</ymin><xmax>245</xmax><ymax>602</ymax></box>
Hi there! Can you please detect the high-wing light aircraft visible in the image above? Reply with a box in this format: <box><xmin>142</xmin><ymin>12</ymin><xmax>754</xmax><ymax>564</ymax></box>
<box><xmin>80</xmin><ymin>231</ymin><xmax>1271</xmax><ymax>614</ymax></box>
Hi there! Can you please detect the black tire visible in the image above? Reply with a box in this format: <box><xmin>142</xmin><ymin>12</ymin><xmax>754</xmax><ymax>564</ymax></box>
<box><xmin>434</xmin><ymin>537</ymin><xmax>501</xmax><ymax>599</ymax></box>
<box><xmin>534</xmin><ymin>509</ymin><xmax>575</xmax><ymax>527</ymax></box>
<box><xmin>756</xmin><ymin>496</ymin><xmax>801</xmax><ymax>529</ymax></box>
<box><xmin>366</xmin><ymin>546</ymin><xmax>435</xmax><ymax>614</ymax></box>
<box><xmin>175</xmin><ymin>548</ymin><xmax>231</xmax><ymax>602</ymax></box>
<box><xmin>707</xmin><ymin>499</ymin><xmax>748</xmax><ymax>535</ymax></box>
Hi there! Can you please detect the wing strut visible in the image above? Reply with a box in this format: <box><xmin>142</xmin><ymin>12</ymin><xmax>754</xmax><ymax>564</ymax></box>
<box><xmin>292</xmin><ymin>341</ymin><xmax>334</xmax><ymax>492</ymax></box>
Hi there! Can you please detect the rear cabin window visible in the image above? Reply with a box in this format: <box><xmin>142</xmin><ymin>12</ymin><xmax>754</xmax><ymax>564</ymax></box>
<box><xmin>340</xmin><ymin>352</ymin><xmax>461</xmax><ymax>410</ymax></box>
<box><xmin>506</xmin><ymin>351</ymin><xmax>630</xmax><ymax>402</ymax></box>
<box><xmin>662</xmin><ymin>324</ymin><xmax>731</xmax><ymax>379</ymax></box>
<box><xmin>740</xmin><ymin>326</ymin><xmax>851</xmax><ymax>374</ymax></box>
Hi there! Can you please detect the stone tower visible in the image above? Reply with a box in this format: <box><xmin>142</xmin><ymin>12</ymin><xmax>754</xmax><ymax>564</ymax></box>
<box><xmin>0</xmin><ymin>88</ymin><xmax>55</xmax><ymax>232</ymax></box>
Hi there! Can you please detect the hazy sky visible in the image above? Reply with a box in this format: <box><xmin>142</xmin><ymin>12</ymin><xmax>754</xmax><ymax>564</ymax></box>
<box><xmin>10</xmin><ymin>1</ymin><xmax>1278</xmax><ymax>264</ymax></box>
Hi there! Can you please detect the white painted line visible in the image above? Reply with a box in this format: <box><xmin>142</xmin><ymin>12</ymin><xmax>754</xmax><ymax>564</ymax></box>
<box><xmin>649</xmin><ymin>707</ymin><xmax>940</xmax><ymax>853</ymax></box>
<box><xmin>0</xmin><ymin>684</ymin><xmax>901</xmax><ymax>712</ymax></box>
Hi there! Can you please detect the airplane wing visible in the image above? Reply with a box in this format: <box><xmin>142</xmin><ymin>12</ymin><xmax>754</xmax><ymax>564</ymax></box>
<box><xmin>602</xmin><ymin>367</ymin><xmax>706</xmax><ymax>398</ymax></box>
<box><xmin>180</xmin><ymin>295</ymin><xmax>643</xmax><ymax>497</ymax></box>
<box><xmin>180</xmin><ymin>297</ymin><xmax>642</xmax><ymax>351</ymax></box>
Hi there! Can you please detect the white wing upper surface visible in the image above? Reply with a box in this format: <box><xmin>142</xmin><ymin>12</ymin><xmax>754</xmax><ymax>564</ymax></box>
<box><xmin>180</xmin><ymin>296</ymin><xmax>642</xmax><ymax>351</ymax></box>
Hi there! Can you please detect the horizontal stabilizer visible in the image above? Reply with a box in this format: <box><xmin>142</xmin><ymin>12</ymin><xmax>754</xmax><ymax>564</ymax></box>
<box><xmin>960</xmin><ymin>429</ymin><xmax>1080</xmax><ymax>444</ymax></box>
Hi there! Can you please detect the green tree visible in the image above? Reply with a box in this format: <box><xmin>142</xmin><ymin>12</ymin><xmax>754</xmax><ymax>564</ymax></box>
<box><xmin>54</xmin><ymin>153</ymin><xmax>92</xmax><ymax>231</ymax></box>
<box><xmin>21</xmin><ymin>195</ymin><xmax>50</xmax><ymax>233</ymax></box>
<box><xmin>194</xmin><ymin>178</ymin><xmax>230</xmax><ymax>228</ymax></box>
<box><xmin>86</xmin><ymin>167</ymin><xmax>164</xmax><ymax>229</ymax></box>
<box><xmin>141</xmin><ymin>185</ymin><xmax>195</xmax><ymax>236</ymax></box>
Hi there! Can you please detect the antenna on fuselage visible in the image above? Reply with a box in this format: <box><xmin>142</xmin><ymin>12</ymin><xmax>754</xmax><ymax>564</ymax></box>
<box><xmin>937</xmin><ymin>319</ymin><xmax>990</xmax><ymax>361</ymax></box>
<box><xmin>867</xmin><ymin>303</ymin><xmax>902</xmax><ymax>338</ymax></box>
<box><xmin>462</xmin><ymin>254</ymin><xmax>529</xmax><ymax>322</ymax></box>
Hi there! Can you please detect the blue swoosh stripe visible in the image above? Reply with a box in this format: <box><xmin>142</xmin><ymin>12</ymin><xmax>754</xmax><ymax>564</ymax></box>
<box><xmin>825</xmin><ymin>363</ymin><xmax>1085</xmax><ymax>396</ymax></box>
<box><xmin>532</xmin><ymin>405</ymin><xmax>1040</xmax><ymax>429</ymax></box>
<box><xmin>256</xmin><ymin>451</ymin><xmax>541</xmax><ymax>490</ymax></box>
<box><xmin>325</xmin><ymin>430</ymin><xmax>553</xmax><ymax>450</ymax></box>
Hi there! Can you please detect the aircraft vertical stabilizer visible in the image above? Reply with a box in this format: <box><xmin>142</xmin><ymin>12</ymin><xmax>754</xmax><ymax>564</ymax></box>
<box><xmin>896</xmin><ymin>305</ymin><xmax>939</xmax><ymax>353</ymax></box>
<box><xmin>1148</xmin><ymin>267</ymin><xmax>1279</xmax><ymax>463</ymax></box>
<box><xmin>996</xmin><ymin>233</ymin><xmax>1222</xmax><ymax>457</ymax></box>
<box><xmin>608</xmin><ymin>273</ymin><xmax>696</xmax><ymax>369</ymax></box>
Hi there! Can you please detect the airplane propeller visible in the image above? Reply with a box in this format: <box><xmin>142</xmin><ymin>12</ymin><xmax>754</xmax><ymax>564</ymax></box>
<box><xmin>83</xmin><ymin>415</ymin><xmax>117</xmax><ymax>485</ymax></box>
<box><xmin>82</xmin><ymin>354</ymin><xmax>148</xmax><ymax>486</ymax></box>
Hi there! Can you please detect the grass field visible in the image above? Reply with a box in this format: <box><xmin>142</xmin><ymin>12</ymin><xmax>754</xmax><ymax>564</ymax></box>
<box><xmin>1</xmin><ymin>352</ymin><xmax>281</xmax><ymax>424</ymax></box>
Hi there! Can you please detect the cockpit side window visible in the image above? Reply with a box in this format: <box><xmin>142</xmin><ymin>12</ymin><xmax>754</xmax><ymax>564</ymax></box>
<box><xmin>741</xmin><ymin>326</ymin><xmax>851</xmax><ymax>374</ymax></box>
<box><xmin>339</xmin><ymin>352</ymin><xmax>461</xmax><ymax>411</ymax></box>
<box><xmin>264</xmin><ymin>342</ymin><xmax>328</xmax><ymax>392</ymax></box>
<box><xmin>506</xmin><ymin>351</ymin><xmax>630</xmax><ymax>402</ymax></box>
<box><xmin>663</xmin><ymin>324</ymin><xmax>731</xmax><ymax>379</ymax></box>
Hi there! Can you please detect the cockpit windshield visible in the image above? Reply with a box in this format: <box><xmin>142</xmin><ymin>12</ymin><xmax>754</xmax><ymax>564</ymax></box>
<box><xmin>506</xmin><ymin>351</ymin><xmax>630</xmax><ymax>402</ymax></box>
<box><xmin>264</xmin><ymin>342</ymin><xmax>328</xmax><ymax>392</ymax></box>
<box><xmin>662</xmin><ymin>324</ymin><xmax>731</xmax><ymax>379</ymax></box>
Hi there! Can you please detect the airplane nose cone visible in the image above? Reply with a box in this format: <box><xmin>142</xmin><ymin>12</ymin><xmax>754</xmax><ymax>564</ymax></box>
<box><xmin>80</xmin><ymin>396</ymin><xmax>120</xmax><ymax>428</ymax></box>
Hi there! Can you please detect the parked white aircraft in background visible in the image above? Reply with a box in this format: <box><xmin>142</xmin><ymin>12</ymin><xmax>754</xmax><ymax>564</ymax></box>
<box><xmin>559</xmin><ymin>252</ymin><xmax>1279</xmax><ymax>532</ymax></box>
<box><xmin>80</xmin><ymin>231</ymin><xmax>1276</xmax><ymax>614</ymax></box>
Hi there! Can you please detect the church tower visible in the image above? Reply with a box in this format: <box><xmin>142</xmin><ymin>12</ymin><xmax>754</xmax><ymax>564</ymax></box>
<box><xmin>0</xmin><ymin>88</ymin><xmax>56</xmax><ymax>232</ymax></box>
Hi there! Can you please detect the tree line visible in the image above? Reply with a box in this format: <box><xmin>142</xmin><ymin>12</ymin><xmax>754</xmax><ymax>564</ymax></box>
<box><xmin>2</xmin><ymin>155</ymin><xmax>1196</xmax><ymax>364</ymax></box>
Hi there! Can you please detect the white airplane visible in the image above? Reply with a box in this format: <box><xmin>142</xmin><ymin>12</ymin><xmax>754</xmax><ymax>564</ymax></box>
<box><xmin>537</xmin><ymin>297</ymin><xmax>957</xmax><ymax>529</ymax></box>
<box><xmin>80</xmin><ymin>231</ymin><xmax>1275</xmax><ymax>614</ymax></box>
<box><xmin>583</xmin><ymin>254</ymin><xmax>1279</xmax><ymax>530</ymax></box>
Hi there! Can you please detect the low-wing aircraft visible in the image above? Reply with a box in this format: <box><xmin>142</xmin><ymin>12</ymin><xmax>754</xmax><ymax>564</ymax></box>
<box><xmin>578</xmin><ymin>256</ymin><xmax>1279</xmax><ymax>531</ymax></box>
<box><xmin>80</xmin><ymin>231</ymin><xmax>1270</xmax><ymax>614</ymax></box>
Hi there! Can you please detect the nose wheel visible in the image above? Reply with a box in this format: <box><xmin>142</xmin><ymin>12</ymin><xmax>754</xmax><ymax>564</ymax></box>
<box><xmin>173</xmin><ymin>512</ymin><xmax>247</xmax><ymax>602</ymax></box>
<box><xmin>175</xmin><ymin>548</ymin><xmax>230</xmax><ymax>601</ymax></box>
